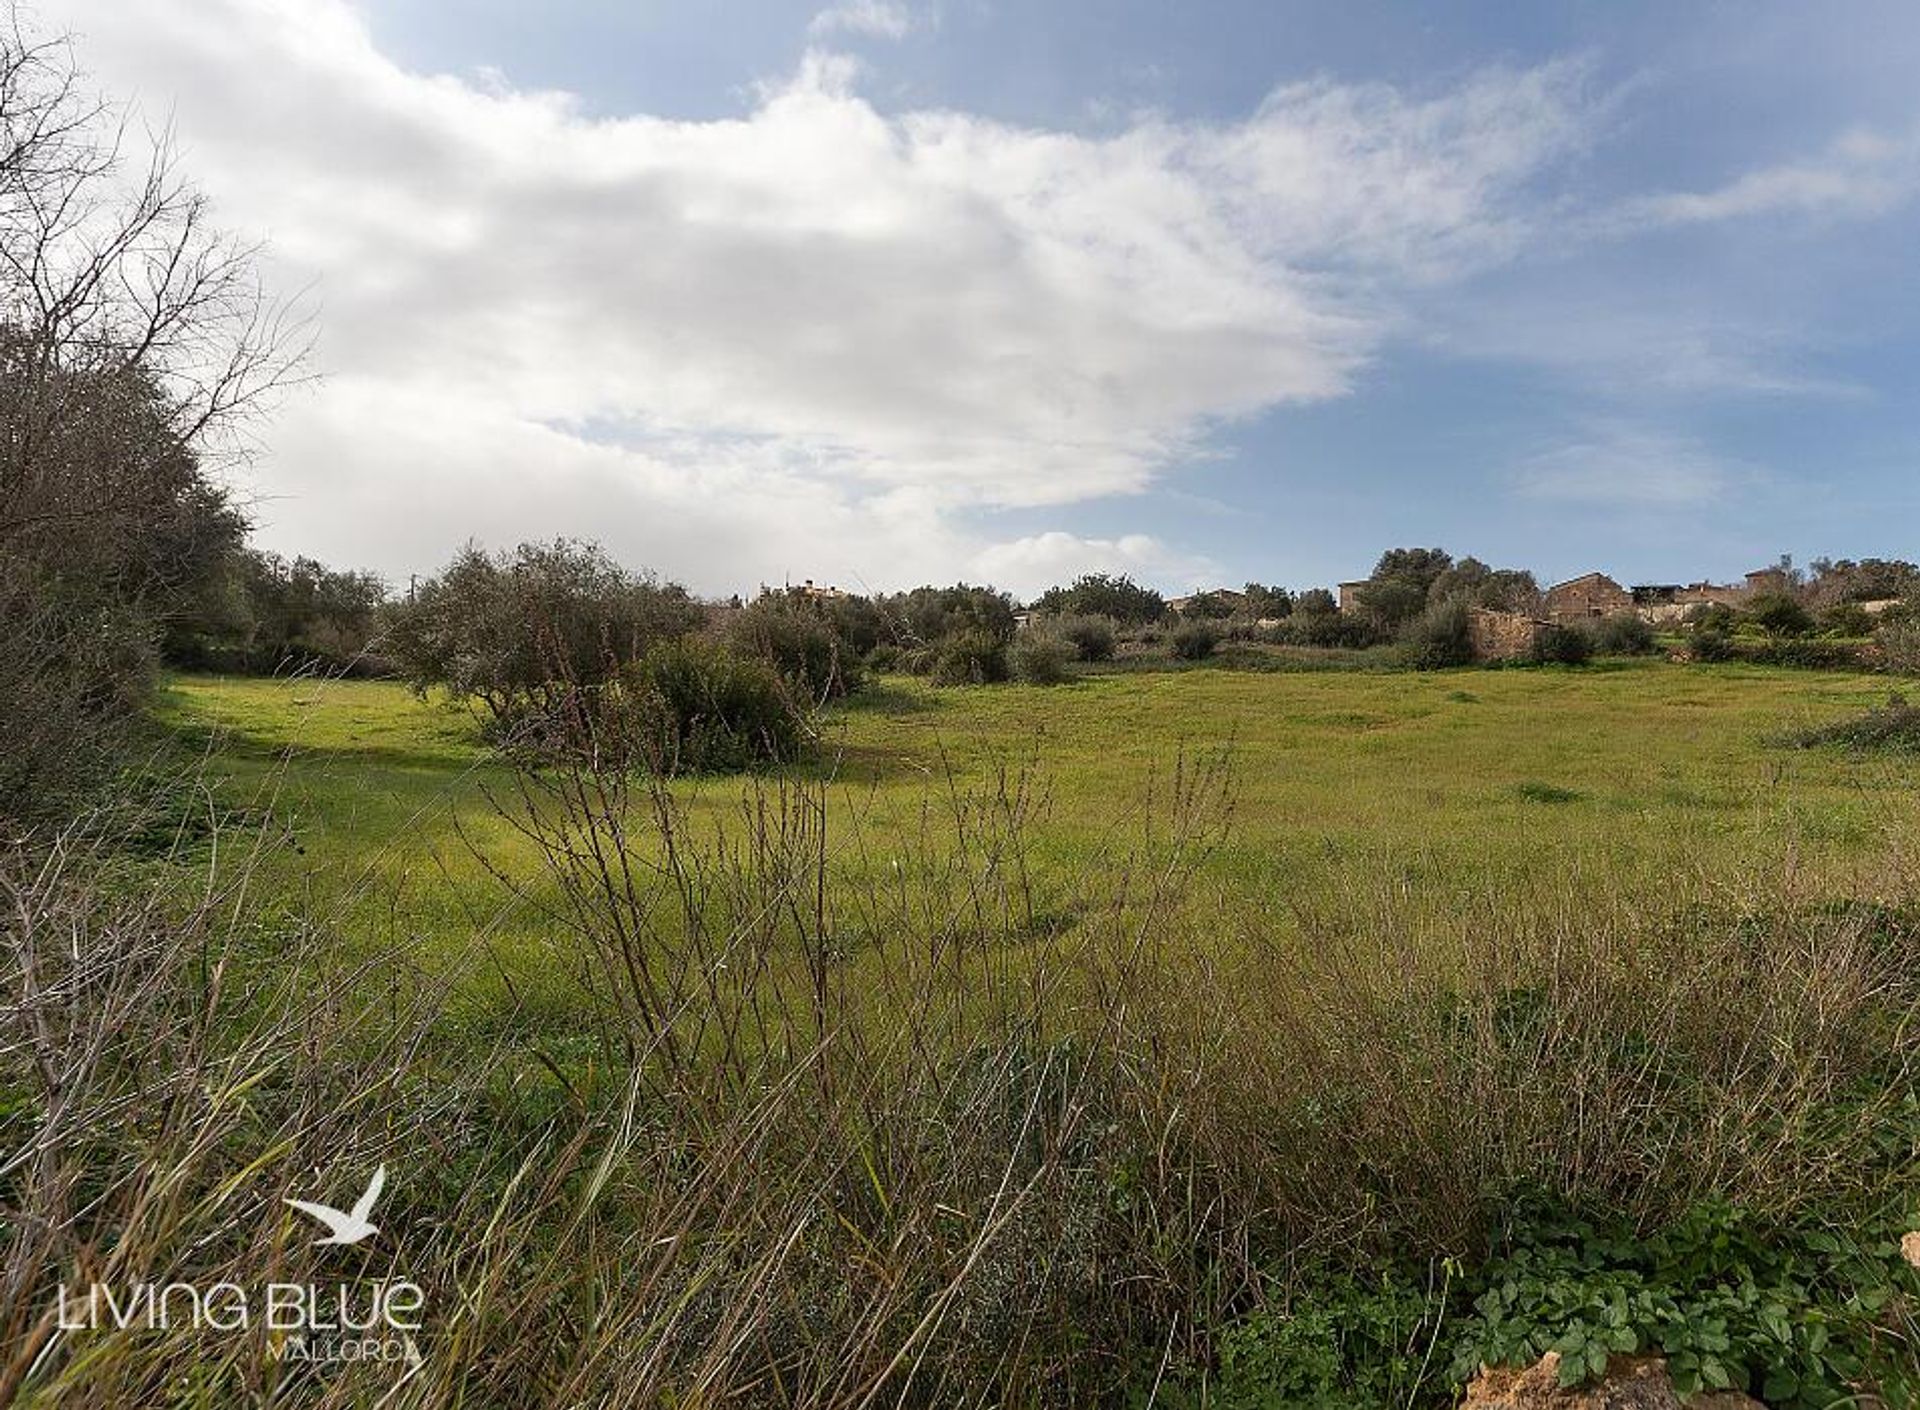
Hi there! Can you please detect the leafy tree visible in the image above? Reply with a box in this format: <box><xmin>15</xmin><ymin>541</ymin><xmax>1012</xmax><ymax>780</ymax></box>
<box><xmin>1294</xmin><ymin>587</ymin><xmax>1338</xmax><ymax>616</ymax></box>
<box><xmin>1429</xmin><ymin>557</ymin><xmax>1540</xmax><ymax>613</ymax></box>
<box><xmin>1032</xmin><ymin>572</ymin><xmax>1165</xmax><ymax>625</ymax></box>
<box><xmin>1354</xmin><ymin>547</ymin><xmax>1453</xmax><ymax>632</ymax></box>
<box><xmin>878</xmin><ymin>583</ymin><xmax>1017</xmax><ymax>645</ymax></box>
<box><xmin>1808</xmin><ymin>557</ymin><xmax>1920</xmax><ymax>605</ymax></box>
<box><xmin>1369</xmin><ymin>547</ymin><xmax>1454</xmax><ymax>595</ymax></box>
<box><xmin>386</xmin><ymin>539</ymin><xmax>701</xmax><ymax>723</ymax></box>
<box><xmin>1241</xmin><ymin>582</ymin><xmax>1293</xmax><ymax>618</ymax></box>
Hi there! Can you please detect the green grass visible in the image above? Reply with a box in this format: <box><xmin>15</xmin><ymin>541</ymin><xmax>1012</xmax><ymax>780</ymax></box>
<box><xmin>156</xmin><ymin>662</ymin><xmax>1920</xmax><ymax>1039</ymax></box>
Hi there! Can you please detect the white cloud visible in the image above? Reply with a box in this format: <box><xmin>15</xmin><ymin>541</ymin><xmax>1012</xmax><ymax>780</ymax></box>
<box><xmin>809</xmin><ymin>1</ymin><xmax>914</xmax><ymax>41</ymax></box>
<box><xmin>968</xmin><ymin>531</ymin><xmax>1218</xmax><ymax>599</ymax></box>
<box><xmin>54</xmin><ymin>0</ymin><xmax>1595</xmax><ymax>592</ymax></box>
<box><xmin>1510</xmin><ymin>423</ymin><xmax>1745</xmax><ymax>507</ymax></box>
<box><xmin>1612</xmin><ymin>124</ymin><xmax>1920</xmax><ymax>229</ymax></box>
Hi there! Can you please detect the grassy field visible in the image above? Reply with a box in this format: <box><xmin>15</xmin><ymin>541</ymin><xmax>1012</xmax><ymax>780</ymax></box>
<box><xmin>12</xmin><ymin>660</ymin><xmax>1912</xmax><ymax>1405</ymax></box>
<box><xmin>158</xmin><ymin>660</ymin><xmax>1917</xmax><ymax>1036</ymax></box>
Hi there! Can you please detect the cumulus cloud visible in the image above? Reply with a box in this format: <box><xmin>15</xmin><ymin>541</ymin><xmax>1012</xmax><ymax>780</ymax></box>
<box><xmin>809</xmin><ymin>1</ymin><xmax>915</xmax><ymax>41</ymax></box>
<box><xmin>55</xmin><ymin>0</ymin><xmax>1595</xmax><ymax>592</ymax></box>
<box><xmin>968</xmin><ymin>531</ymin><xmax>1217</xmax><ymax>599</ymax></box>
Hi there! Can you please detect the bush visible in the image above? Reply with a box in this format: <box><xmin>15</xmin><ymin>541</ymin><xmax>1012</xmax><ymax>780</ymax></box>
<box><xmin>1049</xmin><ymin>613</ymin><xmax>1117</xmax><ymax>662</ymax></box>
<box><xmin>930</xmin><ymin>630</ymin><xmax>1009</xmax><ymax>685</ymax></box>
<box><xmin>877</xmin><ymin>584</ymin><xmax>1017</xmax><ymax>647</ymax></box>
<box><xmin>1529</xmin><ymin>624</ymin><xmax>1592</xmax><ymax>666</ymax></box>
<box><xmin>725</xmin><ymin>596</ymin><xmax>865</xmax><ymax>701</ymax></box>
<box><xmin>1589</xmin><ymin>613</ymin><xmax>1655</xmax><ymax>656</ymax></box>
<box><xmin>1877</xmin><ymin>617</ymin><xmax>1920</xmax><ymax>674</ymax></box>
<box><xmin>866</xmin><ymin>642</ymin><xmax>903</xmax><ymax>672</ymax></box>
<box><xmin>386</xmin><ymin>539</ymin><xmax>701</xmax><ymax>722</ymax></box>
<box><xmin>1689</xmin><ymin>625</ymin><xmax>1736</xmax><ymax>662</ymax></box>
<box><xmin>1031</xmin><ymin>572</ymin><xmax>1165</xmax><ymax>625</ymax></box>
<box><xmin>1740</xmin><ymin>638</ymin><xmax>1867</xmax><ymax>670</ymax></box>
<box><xmin>1398</xmin><ymin>598</ymin><xmax>1473</xmax><ymax>669</ymax></box>
<box><xmin>1783</xmin><ymin>694</ymin><xmax>1920</xmax><ymax>753</ymax></box>
<box><xmin>1817</xmin><ymin>601</ymin><xmax>1875</xmax><ymax>638</ymax></box>
<box><xmin>1009</xmin><ymin>632</ymin><xmax>1073</xmax><ymax>685</ymax></box>
<box><xmin>1745</xmin><ymin>593</ymin><xmax>1815</xmax><ymax>638</ymax></box>
<box><xmin>632</xmin><ymin>638</ymin><xmax>808</xmax><ymax>772</ymax></box>
<box><xmin>0</xmin><ymin>563</ymin><xmax>156</xmax><ymax>829</ymax></box>
<box><xmin>1170</xmin><ymin>621</ymin><xmax>1221</xmax><ymax>661</ymax></box>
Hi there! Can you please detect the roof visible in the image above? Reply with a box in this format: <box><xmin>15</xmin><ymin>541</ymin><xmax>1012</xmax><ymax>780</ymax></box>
<box><xmin>1545</xmin><ymin>571</ymin><xmax>1625</xmax><ymax>593</ymax></box>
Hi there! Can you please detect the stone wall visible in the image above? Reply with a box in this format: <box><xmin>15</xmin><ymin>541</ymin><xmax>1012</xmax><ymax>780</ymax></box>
<box><xmin>1467</xmin><ymin>607</ymin><xmax>1547</xmax><ymax>662</ymax></box>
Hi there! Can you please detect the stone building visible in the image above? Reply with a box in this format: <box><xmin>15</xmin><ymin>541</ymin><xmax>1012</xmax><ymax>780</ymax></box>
<box><xmin>1336</xmin><ymin>580</ymin><xmax>1369</xmax><ymax>612</ymax></box>
<box><xmin>1543</xmin><ymin>572</ymin><xmax>1633</xmax><ymax>622</ymax></box>
<box><xmin>1467</xmin><ymin>607</ymin><xmax>1548</xmax><ymax>662</ymax></box>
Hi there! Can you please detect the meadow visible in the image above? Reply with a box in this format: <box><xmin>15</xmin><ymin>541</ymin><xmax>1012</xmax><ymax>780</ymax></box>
<box><xmin>160</xmin><ymin>659</ymin><xmax>1918</xmax><ymax>1020</ymax></box>
<box><xmin>9</xmin><ymin>660</ymin><xmax>1915</xmax><ymax>1406</ymax></box>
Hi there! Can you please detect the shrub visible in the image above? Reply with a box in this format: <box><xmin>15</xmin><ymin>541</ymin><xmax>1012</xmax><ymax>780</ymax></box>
<box><xmin>1740</xmin><ymin>638</ymin><xmax>1866</xmax><ymax>670</ymax></box>
<box><xmin>1877</xmin><ymin>617</ymin><xmax>1920</xmax><ymax>674</ymax></box>
<box><xmin>0</xmin><ymin>563</ymin><xmax>156</xmax><ymax>829</ymax></box>
<box><xmin>1689</xmin><ymin>625</ymin><xmax>1736</xmax><ymax>662</ymax></box>
<box><xmin>866</xmin><ymin>642</ymin><xmax>903</xmax><ymax>672</ymax></box>
<box><xmin>1817</xmin><ymin>601</ymin><xmax>1875</xmax><ymax>638</ymax></box>
<box><xmin>1009</xmin><ymin>632</ymin><xmax>1074</xmax><ymax>685</ymax></box>
<box><xmin>1049</xmin><ymin>613</ymin><xmax>1117</xmax><ymax>662</ymax></box>
<box><xmin>1170</xmin><ymin>621</ymin><xmax>1221</xmax><ymax>661</ymax></box>
<box><xmin>1399</xmin><ymin>598</ymin><xmax>1473</xmax><ymax>669</ymax></box>
<box><xmin>1031</xmin><ymin>572</ymin><xmax>1165</xmax><ymax>625</ymax></box>
<box><xmin>1745</xmin><ymin>592</ymin><xmax>1815</xmax><ymax>639</ymax></box>
<box><xmin>876</xmin><ymin>584</ymin><xmax>1017</xmax><ymax>647</ymax></box>
<box><xmin>1589</xmin><ymin>613</ymin><xmax>1655</xmax><ymax>656</ymax></box>
<box><xmin>1529</xmin><ymin>624</ymin><xmax>1592</xmax><ymax>665</ymax></box>
<box><xmin>386</xmin><ymin>539</ymin><xmax>701</xmax><ymax>722</ymax></box>
<box><xmin>632</xmin><ymin>638</ymin><xmax>808</xmax><ymax>772</ymax></box>
<box><xmin>1783</xmin><ymin>694</ymin><xmax>1920</xmax><ymax>753</ymax></box>
<box><xmin>930</xmin><ymin>630</ymin><xmax>1009</xmax><ymax>685</ymax></box>
<box><xmin>725</xmin><ymin>596</ymin><xmax>865</xmax><ymax>701</ymax></box>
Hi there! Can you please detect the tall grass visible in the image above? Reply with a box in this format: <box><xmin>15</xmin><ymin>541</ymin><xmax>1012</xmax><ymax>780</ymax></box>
<box><xmin>2</xmin><ymin>737</ymin><xmax>1915</xmax><ymax>1404</ymax></box>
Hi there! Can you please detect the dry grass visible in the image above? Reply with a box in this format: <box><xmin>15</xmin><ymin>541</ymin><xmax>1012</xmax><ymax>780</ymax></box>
<box><xmin>2</xmin><ymin>728</ymin><xmax>1915</xmax><ymax>1405</ymax></box>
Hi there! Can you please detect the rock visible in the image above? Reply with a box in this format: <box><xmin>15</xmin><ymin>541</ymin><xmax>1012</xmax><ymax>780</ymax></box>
<box><xmin>1901</xmin><ymin>1230</ymin><xmax>1920</xmax><ymax>1269</ymax></box>
<box><xmin>1461</xmin><ymin>1353</ymin><xmax>1766</xmax><ymax>1409</ymax></box>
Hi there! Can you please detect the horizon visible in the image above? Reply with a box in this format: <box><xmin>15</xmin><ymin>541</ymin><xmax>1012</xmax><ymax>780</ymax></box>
<box><xmin>51</xmin><ymin>0</ymin><xmax>1920</xmax><ymax>598</ymax></box>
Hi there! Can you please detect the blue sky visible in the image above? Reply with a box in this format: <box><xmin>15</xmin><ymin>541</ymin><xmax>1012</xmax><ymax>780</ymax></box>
<box><xmin>60</xmin><ymin>0</ymin><xmax>1920</xmax><ymax>596</ymax></box>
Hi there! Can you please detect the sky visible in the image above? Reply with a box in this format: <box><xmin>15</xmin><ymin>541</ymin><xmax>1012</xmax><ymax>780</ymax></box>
<box><xmin>49</xmin><ymin>0</ymin><xmax>1920</xmax><ymax>599</ymax></box>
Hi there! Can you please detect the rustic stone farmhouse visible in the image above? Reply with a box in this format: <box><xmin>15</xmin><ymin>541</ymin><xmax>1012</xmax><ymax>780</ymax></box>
<box><xmin>1168</xmin><ymin>587</ymin><xmax>1246</xmax><ymax>616</ymax></box>
<box><xmin>1543</xmin><ymin>572</ymin><xmax>1633</xmax><ymax>622</ymax></box>
<box><xmin>1336</xmin><ymin>580</ymin><xmax>1369</xmax><ymax>612</ymax></box>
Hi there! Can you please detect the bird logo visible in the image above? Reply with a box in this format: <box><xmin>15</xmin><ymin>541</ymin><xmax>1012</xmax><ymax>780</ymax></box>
<box><xmin>284</xmin><ymin>1166</ymin><xmax>387</xmax><ymax>1247</ymax></box>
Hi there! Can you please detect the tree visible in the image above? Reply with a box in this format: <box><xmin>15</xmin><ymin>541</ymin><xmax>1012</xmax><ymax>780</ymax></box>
<box><xmin>386</xmin><ymin>540</ymin><xmax>702</xmax><ymax>726</ymax></box>
<box><xmin>1429</xmin><ymin>557</ymin><xmax>1540</xmax><ymax>614</ymax></box>
<box><xmin>1032</xmin><ymin>573</ymin><xmax>1165</xmax><ymax>625</ymax></box>
<box><xmin>0</xmin><ymin>14</ymin><xmax>301</xmax><ymax>825</ymax></box>
<box><xmin>1354</xmin><ymin>547</ymin><xmax>1453</xmax><ymax>632</ymax></box>
<box><xmin>878</xmin><ymin>583</ymin><xmax>1017</xmax><ymax>645</ymax></box>
<box><xmin>1241</xmin><ymin>582</ymin><xmax>1293</xmax><ymax>618</ymax></box>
